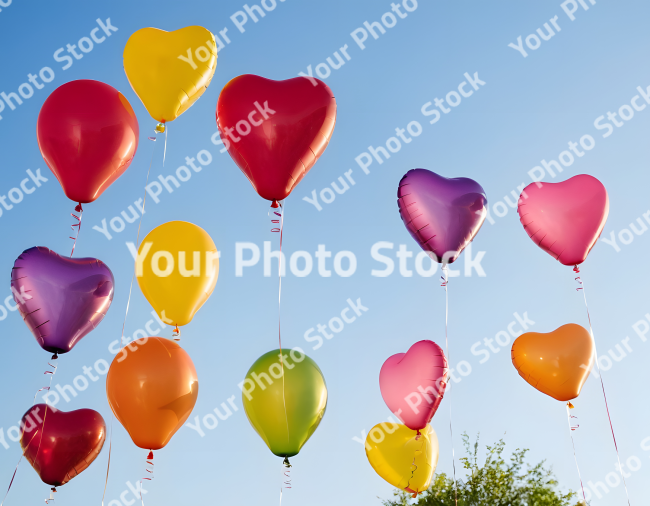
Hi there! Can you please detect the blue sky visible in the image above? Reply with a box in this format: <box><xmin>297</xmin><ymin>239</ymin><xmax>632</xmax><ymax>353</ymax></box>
<box><xmin>1</xmin><ymin>1</ymin><xmax>650</xmax><ymax>505</ymax></box>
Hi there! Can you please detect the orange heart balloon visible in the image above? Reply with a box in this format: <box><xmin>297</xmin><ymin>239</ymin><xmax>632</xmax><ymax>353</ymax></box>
<box><xmin>106</xmin><ymin>337</ymin><xmax>198</xmax><ymax>450</ymax></box>
<box><xmin>511</xmin><ymin>324</ymin><xmax>594</xmax><ymax>401</ymax></box>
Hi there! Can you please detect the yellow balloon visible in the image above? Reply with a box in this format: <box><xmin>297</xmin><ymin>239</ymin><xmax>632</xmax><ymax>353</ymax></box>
<box><xmin>136</xmin><ymin>221</ymin><xmax>218</xmax><ymax>327</ymax></box>
<box><xmin>366</xmin><ymin>424</ymin><xmax>439</xmax><ymax>496</ymax></box>
<box><xmin>123</xmin><ymin>26</ymin><xmax>217</xmax><ymax>123</ymax></box>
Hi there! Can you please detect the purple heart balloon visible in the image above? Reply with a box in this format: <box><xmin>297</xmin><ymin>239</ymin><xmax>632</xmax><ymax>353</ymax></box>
<box><xmin>11</xmin><ymin>247</ymin><xmax>115</xmax><ymax>354</ymax></box>
<box><xmin>397</xmin><ymin>169</ymin><xmax>487</xmax><ymax>263</ymax></box>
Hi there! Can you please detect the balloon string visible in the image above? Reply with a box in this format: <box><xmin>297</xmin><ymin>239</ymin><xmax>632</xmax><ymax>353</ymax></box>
<box><xmin>279</xmin><ymin>457</ymin><xmax>291</xmax><ymax>506</ymax></box>
<box><xmin>565</xmin><ymin>403</ymin><xmax>587</xmax><ymax>502</ymax></box>
<box><xmin>406</xmin><ymin>432</ymin><xmax>427</xmax><ymax>498</ymax></box>
<box><xmin>0</xmin><ymin>354</ymin><xmax>59</xmax><ymax>506</ymax></box>
<box><xmin>573</xmin><ymin>265</ymin><xmax>630</xmax><ymax>505</ymax></box>
<box><xmin>441</xmin><ymin>265</ymin><xmax>458</xmax><ymax>506</ymax></box>
<box><xmin>69</xmin><ymin>203</ymin><xmax>83</xmax><ymax>257</ymax></box>
<box><xmin>44</xmin><ymin>487</ymin><xmax>56</xmax><ymax>504</ymax></box>
<box><xmin>120</xmin><ymin>131</ymin><xmax>160</xmax><ymax>350</ymax></box>
<box><xmin>0</xmin><ymin>429</ymin><xmax>40</xmax><ymax>506</ymax></box>
<box><xmin>270</xmin><ymin>201</ymin><xmax>290</xmax><ymax>445</ymax></box>
<box><xmin>101</xmin><ymin>420</ymin><xmax>113</xmax><ymax>506</ymax></box>
<box><xmin>139</xmin><ymin>451</ymin><xmax>154</xmax><ymax>506</ymax></box>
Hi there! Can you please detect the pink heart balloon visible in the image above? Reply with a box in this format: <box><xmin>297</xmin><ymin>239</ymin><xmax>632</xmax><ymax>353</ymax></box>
<box><xmin>379</xmin><ymin>341</ymin><xmax>448</xmax><ymax>431</ymax></box>
<box><xmin>517</xmin><ymin>174</ymin><xmax>609</xmax><ymax>266</ymax></box>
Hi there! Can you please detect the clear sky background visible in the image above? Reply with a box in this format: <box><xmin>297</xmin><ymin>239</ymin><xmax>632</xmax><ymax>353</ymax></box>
<box><xmin>1</xmin><ymin>1</ymin><xmax>649</xmax><ymax>505</ymax></box>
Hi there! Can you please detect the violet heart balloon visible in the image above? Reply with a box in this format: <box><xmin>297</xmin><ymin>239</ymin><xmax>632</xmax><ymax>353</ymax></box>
<box><xmin>397</xmin><ymin>169</ymin><xmax>487</xmax><ymax>263</ymax></box>
<box><xmin>11</xmin><ymin>247</ymin><xmax>115</xmax><ymax>354</ymax></box>
<box><xmin>379</xmin><ymin>341</ymin><xmax>448</xmax><ymax>431</ymax></box>
<box><xmin>517</xmin><ymin>174</ymin><xmax>609</xmax><ymax>266</ymax></box>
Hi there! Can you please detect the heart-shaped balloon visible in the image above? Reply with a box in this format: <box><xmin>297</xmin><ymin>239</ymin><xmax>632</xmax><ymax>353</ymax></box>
<box><xmin>517</xmin><ymin>174</ymin><xmax>609</xmax><ymax>266</ymax></box>
<box><xmin>366</xmin><ymin>423</ymin><xmax>438</xmax><ymax>496</ymax></box>
<box><xmin>216</xmin><ymin>74</ymin><xmax>337</xmax><ymax>203</ymax></box>
<box><xmin>37</xmin><ymin>80</ymin><xmax>139</xmax><ymax>204</ymax></box>
<box><xmin>106</xmin><ymin>337</ymin><xmax>198</xmax><ymax>450</ymax></box>
<box><xmin>398</xmin><ymin>169</ymin><xmax>487</xmax><ymax>263</ymax></box>
<box><xmin>124</xmin><ymin>26</ymin><xmax>217</xmax><ymax>123</ymax></box>
<box><xmin>380</xmin><ymin>341</ymin><xmax>448</xmax><ymax>430</ymax></box>
<box><xmin>242</xmin><ymin>349</ymin><xmax>327</xmax><ymax>458</ymax></box>
<box><xmin>511</xmin><ymin>324</ymin><xmax>594</xmax><ymax>401</ymax></box>
<box><xmin>20</xmin><ymin>404</ymin><xmax>106</xmax><ymax>487</ymax></box>
<box><xmin>11</xmin><ymin>247</ymin><xmax>115</xmax><ymax>354</ymax></box>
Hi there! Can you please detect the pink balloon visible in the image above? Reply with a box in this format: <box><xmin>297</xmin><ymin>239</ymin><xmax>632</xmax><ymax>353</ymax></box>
<box><xmin>518</xmin><ymin>174</ymin><xmax>609</xmax><ymax>266</ymax></box>
<box><xmin>379</xmin><ymin>341</ymin><xmax>448</xmax><ymax>431</ymax></box>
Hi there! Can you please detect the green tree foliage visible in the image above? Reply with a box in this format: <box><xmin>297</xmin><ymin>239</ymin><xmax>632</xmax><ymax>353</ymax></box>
<box><xmin>382</xmin><ymin>434</ymin><xmax>584</xmax><ymax>506</ymax></box>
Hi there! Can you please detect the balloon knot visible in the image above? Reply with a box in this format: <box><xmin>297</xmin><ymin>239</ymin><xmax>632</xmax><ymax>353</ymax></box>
<box><xmin>271</xmin><ymin>200</ymin><xmax>280</xmax><ymax>208</ymax></box>
<box><xmin>282</xmin><ymin>457</ymin><xmax>292</xmax><ymax>468</ymax></box>
<box><xmin>74</xmin><ymin>203</ymin><xmax>83</xmax><ymax>213</ymax></box>
<box><xmin>155</xmin><ymin>123</ymin><xmax>165</xmax><ymax>133</ymax></box>
<box><xmin>147</xmin><ymin>451</ymin><xmax>154</xmax><ymax>460</ymax></box>
<box><xmin>567</xmin><ymin>402</ymin><xmax>575</xmax><ymax>409</ymax></box>
<box><xmin>172</xmin><ymin>326</ymin><xmax>181</xmax><ymax>341</ymax></box>
<box><xmin>51</xmin><ymin>353</ymin><xmax>58</xmax><ymax>360</ymax></box>
<box><xmin>573</xmin><ymin>265</ymin><xmax>580</xmax><ymax>273</ymax></box>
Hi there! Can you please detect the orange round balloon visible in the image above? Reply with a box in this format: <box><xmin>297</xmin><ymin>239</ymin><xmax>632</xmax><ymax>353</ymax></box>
<box><xmin>511</xmin><ymin>323</ymin><xmax>594</xmax><ymax>401</ymax></box>
<box><xmin>106</xmin><ymin>337</ymin><xmax>198</xmax><ymax>450</ymax></box>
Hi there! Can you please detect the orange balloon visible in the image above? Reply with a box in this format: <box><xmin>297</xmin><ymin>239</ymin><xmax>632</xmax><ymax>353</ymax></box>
<box><xmin>106</xmin><ymin>337</ymin><xmax>198</xmax><ymax>450</ymax></box>
<box><xmin>511</xmin><ymin>324</ymin><xmax>594</xmax><ymax>401</ymax></box>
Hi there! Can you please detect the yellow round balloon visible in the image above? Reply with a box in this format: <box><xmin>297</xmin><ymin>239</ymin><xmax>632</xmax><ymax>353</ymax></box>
<box><xmin>366</xmin><ymin>424</ymin><xmax>439</xmax><ymax>496</ymax></box>
<box><xmin>136</xmin><ymin>221</ymin><xmax>218</xmax><ymax>327</ymax></box>
<box><xmin>123</xmin><ymin>26</ymin><xmax>217</xmax><ymax>123</ymax></box>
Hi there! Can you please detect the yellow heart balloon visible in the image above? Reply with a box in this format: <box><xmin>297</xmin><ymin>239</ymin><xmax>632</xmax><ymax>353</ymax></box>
<box><xmin>366</xmin><ymin>424</ymin><xmax>439</xmax><ymax>496</ymax></box>
<box><xmin>136</xmin><ymin>221</ymin><xmax>218</xmax><ymax>328</ymax></box>
<box><xmin>123</xmin><ymin>26</ymin><xmax>217</xmax><ymax>123</ymax></box>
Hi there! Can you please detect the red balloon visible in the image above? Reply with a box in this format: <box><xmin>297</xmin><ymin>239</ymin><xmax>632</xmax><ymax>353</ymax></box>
<box><xmin>216</xmin><ymin>74</ymin><xmax>337</xmax><ymax>203</ymax></box>
<box><xmin>37</xmin><ymin>80</ymin><xmax>140</xmax><ymax>204</ymax></box>
<box><xmin>20</xmin><ymin>404</ymin><xmax>106</xmax><ymax>487</ymax></box>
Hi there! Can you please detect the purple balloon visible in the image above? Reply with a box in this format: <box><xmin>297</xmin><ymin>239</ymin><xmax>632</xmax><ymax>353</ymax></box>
<box><xmin>397</xmin><ymin>169</ymin><xmax>487</xmax><ymax>263</ymax></box>
<box><xmin>11</xmin><ymin>247</ymin><xmax>115</xmax><ymax>354</ymax></box>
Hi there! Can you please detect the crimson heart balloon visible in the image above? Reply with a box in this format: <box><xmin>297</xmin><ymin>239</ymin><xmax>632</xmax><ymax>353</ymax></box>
<box><xmin>216</xmin><ymin>74</ymin><xmax>337</xmax><ymax>203</ymax></box>
<box><xmin>397</xmin><ymin>169</ymin><xmax>488</xmax><ymax>263</ymax></box>
<box><xmin>20</xmin><ymin>404</ymin><xmax>106</xmax><ymax>487</ymax></box>
<box><xmin>11</xmin><ymin>247</ymin><xmax>115</xmax><ymax>354</ymax></box>
<box><xmin>517</xmin><ymin>174</ymin><xmax>609</xmax><ymax>266</ymax></box>
<box><xmin>379</xmin><ymin>341</ymin><xmax>448</xmax><ymax>431</ymax></box>
<box><xmin>37</xmin><ymin>80</ymin><xmax>140</xmax><ymax>204</ymax></box>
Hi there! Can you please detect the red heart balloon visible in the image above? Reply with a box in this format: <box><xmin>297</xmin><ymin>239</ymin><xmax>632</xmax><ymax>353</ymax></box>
<box><xmin>216</xmin><ymin>74</ymin><xmax>337</xmax><ymax>203</ymax></box>
<box><xmin>517</xmin><ymin>174</ymin><xmax>609</xmax><ymax>266</ymax></box>
<box><xmin>37</xmin><ymin>80</ymin><xmax>140</xmax><ymax>204</ymax></box>
<box><xmin>20</xmin><ymin>404</ymin><xmax>106</xmax><ymax>487</ymax></box>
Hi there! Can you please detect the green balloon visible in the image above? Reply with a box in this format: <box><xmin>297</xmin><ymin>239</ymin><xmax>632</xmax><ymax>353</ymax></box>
<box><xmin>242</xmin><ymin>349</ymin><xmax>327</xmax><ymax>458</ymax></box>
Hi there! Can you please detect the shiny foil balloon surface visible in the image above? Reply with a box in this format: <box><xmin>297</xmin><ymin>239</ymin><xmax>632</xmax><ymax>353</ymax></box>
<box><xmin>397</xmin><ymin>169</ymin><xmax>487</xmax><ymax>263</ymax></box>
<box><xmin>136</xmin><ymin>221</ymin><xmax>219</xmax><ymax>328</ymax></box>
<box><xmin>242</xmin><ymin>349</ymin><xmax>327</xmax><ymax>458</ymax></box>
<box><xmin>517</xmin><ymin>174</ymin><xmax>609</xmax><ymax>266</ymax></box>
<box><xmin>11</xmin><ymin>247</ymin><xmax>115</xmax><ymax>354</ymax></box>
<box><xmin>216</xmin><ymin>74</ymin><xmax>337</xmax><ymax>202</ymax></box>
<box><xmin>37</xmin><ymin>80</ymin><xmax>139</xmax><ymax>203</ymax></box>
<box><xmin>511</xmin><ymin>324</ymin><xmax>594</xmax><ymax>401</ymax></box>
<box><xmin>106</xmin><ymin>337</ymin><xmax>199</xmax><ymax>450</ymax></box>
<box><xmin>366</xmin><ymin>424</ymin><xmax>438</xmax><ymax>496</ymax></box>
<box><xmin>380</xmin><ymin>341</ymin><xmax>448</xmax><ymax>431</ymax></box>
<box><xmin>123</xmin><ymin>26</ymin><xmax>217</xmax><ymax>123</ymax></box>
<box><xmin>20</xmin><ymin>404</ymin><xmax>106</xmax><ymax>487</ymax></box>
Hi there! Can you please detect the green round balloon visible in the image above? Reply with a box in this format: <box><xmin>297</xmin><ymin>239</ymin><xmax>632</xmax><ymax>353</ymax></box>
<box><xmin>242</xmin><ymin>349</ymin><xmax>327</xmax><ymax>458</ymax></box>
